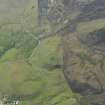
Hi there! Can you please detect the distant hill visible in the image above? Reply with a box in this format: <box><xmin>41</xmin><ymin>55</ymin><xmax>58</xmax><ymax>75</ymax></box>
<box><xmin>78</xmin><ymin>0</ymin><xmax>105</xmax><ymax>21</ymax></box>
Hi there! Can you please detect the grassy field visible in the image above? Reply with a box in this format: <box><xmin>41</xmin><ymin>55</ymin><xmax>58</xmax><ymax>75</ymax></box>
<box><xmin>21</xmin><ymin>36</ymin><xmax>80</xmax><ymax>105</ymax></box>
<box><xmin>0</xmin><ymin>35</ymin><xmax>80</xmax><ymax>105</ymax></box>
<box><xmin>77</xmin><ymin>19</ymin><xmax>105</xmax><ymax>34</ymax></box>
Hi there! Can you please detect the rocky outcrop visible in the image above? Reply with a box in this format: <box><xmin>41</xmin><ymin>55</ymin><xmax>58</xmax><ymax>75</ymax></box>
<box><xmin>78</xmin><ymin>28</ymin><xmax>105</xmax><ymax>52</ymax></box>
<box><xmin>62</xmin><ymin>29</ymin><xmax>105</xmax><ymax>105</ymax></box>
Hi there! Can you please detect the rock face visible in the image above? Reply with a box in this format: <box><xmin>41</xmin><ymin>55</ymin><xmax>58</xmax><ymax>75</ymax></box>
<box><xmin>79</xmin><ymin>28</ymin><xmax>105</xmax><ymax>51</ymax></box>
<box><xmin>62</xmin><ymin>30</ymin><xmax>105</xmax><ymax>104</ymax></box>
<box><xmin>58</xmin><ymin>0</ymin><xmax>105</xmax><ymax>105</ymax></box>
<box><xmin>47</xmin><ymin>2</ymin><xmax>105</xmax><ymax>103</ymax></box>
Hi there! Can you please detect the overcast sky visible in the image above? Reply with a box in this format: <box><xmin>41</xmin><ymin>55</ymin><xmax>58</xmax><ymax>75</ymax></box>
<box><xmin>0</xmin><ymin>0</ymin><xmax>31</xmax><ymax>22</ymax></box>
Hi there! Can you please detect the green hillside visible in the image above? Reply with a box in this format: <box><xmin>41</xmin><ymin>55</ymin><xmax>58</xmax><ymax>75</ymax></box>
<box><xmin>0</xmin><ymin>0</ymin><xmax>105</xmax><ymax>105</ymax></box>
<box><xmin>0</xmin><ymin>0</ymin><xmax>80</xmax><ymax>105</ymax></box>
